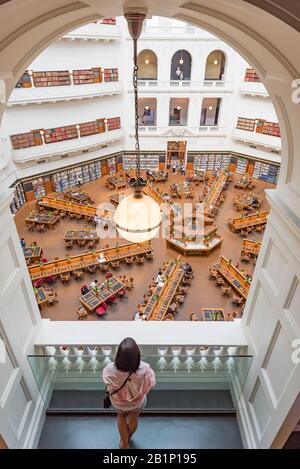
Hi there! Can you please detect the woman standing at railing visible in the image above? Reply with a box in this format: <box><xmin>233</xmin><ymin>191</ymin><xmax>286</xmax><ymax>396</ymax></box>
<box><xmin>102</xmin><ymin>337</ymin><xmax>156</xmax><ymax>449</ymax></box>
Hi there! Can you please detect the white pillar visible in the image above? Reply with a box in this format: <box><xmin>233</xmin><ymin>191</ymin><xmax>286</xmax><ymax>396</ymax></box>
<box><xmin>0</xmin><ymin>191</ymin><xmax>44</xmax><ymax>448</ymax></box>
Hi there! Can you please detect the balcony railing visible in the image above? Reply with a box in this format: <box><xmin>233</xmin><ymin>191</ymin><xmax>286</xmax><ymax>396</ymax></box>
<box><xmin>232</xmin><ymin>128</ymin><xmax>281</xmax><ymax>151</ymax></box>
<box><xmin>11</xmin><ymin>128</ymin><xmax>124</xmax><ymax>164</ymax></box>
<box><xmin>8</xmin><ymin>81</ymin><xmax>122</xmax><ymax>106</ymax></box>
<box><xmin>28</xmin><ymin>350</ymin><xmax>252</xmax><ymax>413</ymax></box>
<box><xmin>136</xmin><ymin>80</ymin><xmax>233</xmax><ymax>92</ymax></box>
<box><xmin>132</xmin><ymin>126</ymin><xmax>227</xmax><ymax>137</ymax></box>
<box><xmin>62</xmin><ymin>23</ymin><xmax>120</xmax><ymax>41</ymax></box>
<box><xmin>240</xmin><ymin>81</ymin><xmax>269</xmax><ymax>97</ymax></box>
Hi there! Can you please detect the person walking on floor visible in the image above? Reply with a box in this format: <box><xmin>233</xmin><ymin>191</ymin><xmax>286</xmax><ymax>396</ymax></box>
<box><xmin>102</xmin><ymin>337</ymin><xmax>156</xmax><ymax>449</ymax></box>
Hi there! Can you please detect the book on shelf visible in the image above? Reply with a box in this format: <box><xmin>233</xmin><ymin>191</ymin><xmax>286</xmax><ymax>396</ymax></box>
<box><xmin>33</xmin><ymin>70</ymin><xmax>71</xmax><ymax>87</ymax></box>
<box><xmin>106</xmin><ymin>117</ymin><xmax>121</xmax><ymax>131</ymax></box>
<box><xmin>44</xmin><ymin>125</ymin><xmax>78</xmax><ymax>144</ymax></box>
<box><xmin>10</xmin><ymin>131</ymin><xmax>39</xmax><ymax>149</ymax></box>
<box><xmin>244</xmin><ymin>68</ymin><xmax>260</xmax><ymax>82</ymax></box>
<box><xmin>104</xmin><ymin>68</ymin><xmax>118</xmax><ymax>82</ymax></box>
<box><xmin>99</xmin><ymin>18</ymin><xmax>116</xmax><ymax>25</ymax></box>
<box><xmin>73</xmin><ymin>68</ymin><xmax>102</xmax><ymax>85</ymax></box>
<box><xmin>236</xmin><ymin>117</ymin><xmax>256</xmax><ymax>132</ymax></box>
<box><xmin>262</xmin><ymin>121</ymin><xmax>281</xmax><ymax>137</ymax></box>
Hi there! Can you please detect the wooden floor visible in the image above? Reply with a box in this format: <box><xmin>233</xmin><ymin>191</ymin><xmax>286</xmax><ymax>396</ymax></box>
<box><xmin>14</xmin><ymin>170</ymin><xmax>274</xmax><ymax>321</ymax></box>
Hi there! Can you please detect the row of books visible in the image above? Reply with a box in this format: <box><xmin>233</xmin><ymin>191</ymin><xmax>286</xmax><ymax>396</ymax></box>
<box><xmin>10</xmin><ymin>117</ymin><xmax>121</xmax><ymax>149</ymax></box>
<box><xmin>193</xmin><ymin>153</ymin><xmax>230</xmax><ymax>171</ymax></box>
<box><xmin>236</xmin><ymin>117</ymin><xmax>281</xmax><ymax>137</ymax></box>
<box><xmin>244</xmin><ymin>68</ymin><xmax>260</xmax><ymax>82</ymax></box>
<box><xmin>15</xmin><ymin>68</ymin><xmax>118</xmax><ymax>88</ymax></box>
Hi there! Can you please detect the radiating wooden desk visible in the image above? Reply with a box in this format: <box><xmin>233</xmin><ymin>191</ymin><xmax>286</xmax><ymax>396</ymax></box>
<box><xmin>142</xmin><ymin>257</ymin><xmax>185</xmax><ymax>321</ymax></box>
<box><xmin>203</xmin><ymin>171</ymin><xmax>228</xmax><ymax>217</ymax></box>
<box><xmin>241</xmin><ymin>239</ymin><xmax>261</xmax><ymax>256</ymax></box>
<box><xmin>228</xmin><ymin>211</ymin><xmax>269</xmax><ymax>232</ymax></box>
<box><xmin>28</xmin><ymin>241</ymin><xmax>153</xmax><ymax>281</ymax></box>
<box><xmin>214</xmin><ymin>256</ymin><xmax>250</xmax><ymax>300</ymax></box>
<box><xmin>37</xmin><ymin>196</ymin><xmax>110</xmax><ymax>221</ymax></box>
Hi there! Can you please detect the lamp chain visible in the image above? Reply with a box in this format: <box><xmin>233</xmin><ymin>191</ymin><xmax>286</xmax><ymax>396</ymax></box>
<box><xmin>133</xmin><ymin>38</ymin><xmax>141</xmax><ymax>180</ymax></box>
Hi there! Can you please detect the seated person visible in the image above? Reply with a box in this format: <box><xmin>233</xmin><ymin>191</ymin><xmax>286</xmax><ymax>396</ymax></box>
<box><xmin>133</xmin><ymin>311</ymin><xmax>147</xmax><ymax>321</ymax></box>
<box><xmin>81</xmin><ymin>285</ymin><xmax>89</xmax><ymax>295</ymax></box>
<box><xmin>20</xmin><ymin>238</ymin><xmax>26</xmax><ymax>249</ymax></box>
<box><xmin>182</xmin><ymin>262</ymin><xmax>193</xmax><ymax>273</ymax></box>
<box><xmin>190</xmin><ymin>312</ymin><xmax>199</xmax><ymax>321</ymax></box>
<box><xmin>90</xmin><ymin>279</ymin><xmax>99</xmax><ymax>291</ymax></box>
<box><xmin>155</xmin><ymin>270</ymin><xmax>165</xmax><ymax>285</ymax></box>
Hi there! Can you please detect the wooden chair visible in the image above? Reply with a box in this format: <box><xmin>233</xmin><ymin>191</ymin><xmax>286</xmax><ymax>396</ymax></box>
<box><xmin>87</xmin><ymin>240</ymin><xmax>95</xmax><ymax>250</ymax></box>
<box><xmin>182</xmin><ymin>277</ymin><xmax>192</xmax><ymax>286</ymax></box>
<box><xmin>73</xmin><ymin>270</ymin><xmax>83</xmax><ymax>281</ymax></box>
<box><xmin>125</xmin><ymin>257</ymin><xmax>133</xmax><ymax>265</ymax></box>
<box><xmin>87</xmin><ymin>264</ymin><xmax>97</xmax><ymax>275</ymax></box>
<box><xmin>60</xmin><ymin>272</ymin><xmax>70</xmax><ymax>284</ymax></box>
<box><xmin>78</xmin><ymin>240</ymin><xmax>86</xmax><ymax>248</ymax></box>
<box><xmin>221</xmin><ymin>286</ymin><xmax>231</xmax><ymax>297</ymax></box>
<box><xmin>47</xmin><ymin>292</ymin><xmax>58</xmax><ymax>305</ymax></box>
<box><xmin>99</xmin><ymin>262</ymin><xmax>109</xmax><ymax>272</ymax></box>
<box><xmin>69</xmin><ymin>213</ymin><xmax>76</xmax><ymax>219</ymax></box>
<box><xmin>146</xmin><ymin>251</ymin><xmax>154</xmax><ymax>261</ymax></box>
<box><xmin>36</xmin><ymin>223</ymin><xmax>45</xmax><ymax>233</ymax></box>
<box><xmin>241</xmin><ymin>252</ymin><xmax>251</xmax><ymax>262</ymax></box>
<box><xmin>60</xmin><ymin>211</ymin><xmax>66</xmax><ymax>218</ymax></box>
<box><xmin>233</xmin><ymin>294</ymin><xmax>243</xmax><ymax>305</ymax></box>
<box><xmin>77</xmin><ymin>306</ymin><xmax>88</xmax><ymax>320</ymax></box>
<box><xmin>111</xmin><ymin>260</ymin><xmax>120</xmax><ymax>270</ymax></box>
<box><xmin>209</xmin><ymin>267</ymin><xmax>218</xmax><ymax>279</ymax></box>
<box><xmin>26</xmin><ymin>221</ymin><xmax>35</xmax><ymax>231</ymax></box>
<box><xmin>216</xmin><ymin>276</ymin><xmax>225</xmax><ymax>286</ymax></box>
<box><xmin>136</xmin><ymin>256</ymin><xmax>145</xmax><ymax>265</ymax></box>
<box><xmin>175</xmin><ymin>294</ymin><xmax>185</xmax><ymax>304</ymax></box>
<box><xmin>66</xmin><ymin>240</ymin><xmax>73</xmax><ymax>249</ymax></box>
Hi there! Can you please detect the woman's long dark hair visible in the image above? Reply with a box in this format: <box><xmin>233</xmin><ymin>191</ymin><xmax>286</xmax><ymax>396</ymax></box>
<box><xmin>115</xmin><ymin>337</ymin><xmax>141</xmax><ymax>372</ymax></box>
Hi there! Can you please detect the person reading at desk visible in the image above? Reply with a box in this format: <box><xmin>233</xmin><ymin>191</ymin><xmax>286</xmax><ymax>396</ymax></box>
<box><xmin>133</xmin><ymin>311</ymin><xmax>147</xmax><ymax>321</ymax></box>
<box><xmin>155</xmin><ymin>270</ymin><xmax>165</xmax><ymax>286</ymax></box>
<box><xmin>90</xmin><ymin>279</ymin><xmax>99</xmax><ymax>291</ymax></box>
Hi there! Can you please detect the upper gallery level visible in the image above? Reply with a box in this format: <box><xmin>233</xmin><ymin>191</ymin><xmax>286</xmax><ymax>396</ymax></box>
<box><xmin>61</xmin><ymin>18</ymin><xmax>120</xmax><ymax>41</ymax></box>
<box><xmin>8</xmin><ymin>68</ymin><xmax>121</xmax><ymax>106</ymax></box>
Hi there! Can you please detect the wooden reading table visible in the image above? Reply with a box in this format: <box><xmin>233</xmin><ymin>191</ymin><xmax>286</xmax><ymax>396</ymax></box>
<box><xmin>203</xmin><ymin>171</ymin><xmax>228</xmax><ymax>217</ymax></box>
<box><xmin>235</xmin><ymin>174</ymin><xmax>252</xmax><ymax>189</ymax></box>
<box><xmin>241</xmin><ymin>239</ymin><xmax>261</xmax><ymax>257</ymax></box>
<box><xmin>202</xmin><ymin>308</ymin><xmax>225</xmax><ymax>321</ymax></box>
<box><xmin>214</xmin><ymin>256</ymin><xmax>250</xmax><ymax>300</ymax></box>
<box><xmin>25</xmin><ymin>212</ymin><xmax>60</xmax><ymax>230</ymax></box>
<box><xmin>63</xmin><ymin>229</ymin><xmax>99</xmax><ymax>244</ymax></box>
<box><xmin>228</xmin><ymin>211</ymin><xmax>269</xmax><ymax>232</ymax></box>
<box><xmin>36</xmin><ymin>197</ymin><xmax>111</xmax><ymax>222</ymax></box>
<box><xmin>28</xmin><ymin>241</ymin><xmax>153</xmax><ymax>281</ymax></box>
<box><xmin>79</xmin><ymin>276</ymin><xmax>126</xmax><ymax>313</ymax></box>
<box><xmin>63</xmin><ymin>189</ymin><xmax>90</xmax><ymax>204</ymax></box>
<box><xmin>35</xmin><ymin>287</ymin><xmax>49</xmax><ymax>308</ymax></box>
<box><xmin>23</xmin><ymin>246</ymin><xmax>42</xmax><ymax>263</ymax></box>
<box><xmin>108</xmin><ymin>176</ymin><xmax>128</xmax><ymax>190</ymax></box>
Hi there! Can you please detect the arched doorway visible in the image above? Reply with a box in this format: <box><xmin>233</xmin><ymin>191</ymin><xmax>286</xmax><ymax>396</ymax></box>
<box><xmin>204</xmin><ymin>50</ymin><xmax>226</xmax><ymax>81</ymax></box>
<box><xmin>137</xmin><ymin>49</ymin><xmax>158</xmax><ymax>81</ymax></box>
<box><xmin>170</xmin><ymin>50</ymin><xmax>192</xmax><ymax>81</ymax></box>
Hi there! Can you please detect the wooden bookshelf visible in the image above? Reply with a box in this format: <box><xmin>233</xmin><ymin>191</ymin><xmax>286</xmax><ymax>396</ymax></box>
<box><xmin>262</xmin><ymin>121</ymin><xmax>281</xmax><ymax>137</ymax></box>
<box><xmin>79</xmin><ymin>119</ymin><xmax>105</xmax><ymax>137</ymax></box>
<box><xmin>236</xmin><ymin>117</ymin><xmax>256</xmax><ymax>132</ymax></box>
<box><xmin>99</xmin><ymin>18</ymin><xmax>116</xmax><ymax>24</ymax></box>
<box><xmin>107</xmin><ymin>117</ymin><xmax>121</xmax><ymax>131</ymax></box>
<box><xmin>73</xmin><ymin>68</ymin><xmax>102</xmax><ymax>85</ymax></box>
<box><xmin>33</xmin><ymin>70</ymin><xmax>71</xmax><ymax>87</ymax></box>
<box><xmin>44</xmin><ymin>125</ymin><xmax>78</xmax><ymax>144</ymax></box>
<box><xmin>104</xmin><ymin>68</ymin><xmax>119</xmax><ymax>82</ymax></box>
<box><xmin>10</xmin><ymin>131</ymin><xmax>43</xmax><ymax>149</ymax></box>
<box><xmin>244</xmin><ymin>68</ymin><xmax>260</xmax><ymax>82</ymax></box>
<box><xmin>15</xmin><ymin>71</ymin><xmax>32</xmax><ymax>88</ymax></box>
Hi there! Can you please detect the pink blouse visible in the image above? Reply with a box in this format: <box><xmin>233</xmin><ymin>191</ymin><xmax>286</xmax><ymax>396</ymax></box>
<box><xmin>102</xmin><ymin>361</ymin><xmax>156</xmax><ymax>411</ymax></box>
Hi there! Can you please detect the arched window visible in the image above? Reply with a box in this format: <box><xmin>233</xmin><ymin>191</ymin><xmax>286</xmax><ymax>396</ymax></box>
<box><xmin>137</xmin><ymin>50</ymin><xmax>158</xmax><ymax>80</ymax></box>
<box><xmin>204</xmin><ymin>50</ymin><xmax>226</xmax><ymax>81</ymax></box>
<box><xmin>170</xmin><ymin>50</ymin><xmax>192</xmax><ymax>81</ymax></box>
